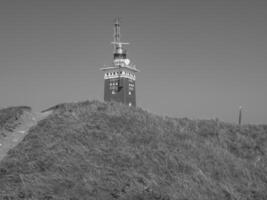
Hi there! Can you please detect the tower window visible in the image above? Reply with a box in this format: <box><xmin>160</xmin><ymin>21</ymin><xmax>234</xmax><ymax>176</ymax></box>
<box><xmin>129</xmin><ymin>91</ymin><xmax>131</xmax><ymax>95</ymax></box>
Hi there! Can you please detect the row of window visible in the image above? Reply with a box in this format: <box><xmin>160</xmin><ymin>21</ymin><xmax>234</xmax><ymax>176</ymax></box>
<box><xmin>109</xmin><ymin>83</ymin><xmax>134</xmax><ymax>89</ymax></box>
<box><xmin>109</xmin><ymin>82</ymin><xmax>135</xmax><ymax>87</ymax></box>
<box><xmin>105</xmin><ymin>71</ymin><xmax>136</xmax><ymax>77</ymax></box>
<box><xmin>110</xmin><ymin>86</ymin><xmax>133</xmax><ymax>91</ymax></box>
<box><xmin>110</xmin><ymin>90</ymin><xmax>133</xmax><ymax>95</ymax></box>
<box><xmin>110</xmin><ymin>82</ymin><xmax>118</xmax><ymax>86</ymax></box>
<box><xmin>109</xmin><ymin>84</ymin><xmax>134</xmax><ymax>88</ymax></box>
<box><xmin>110</xmin><ymin>86</ymin><xmax>118</xmax><ymax>90</ymax></box>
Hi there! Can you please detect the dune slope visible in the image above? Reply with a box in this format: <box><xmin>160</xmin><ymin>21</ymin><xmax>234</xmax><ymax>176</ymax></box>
<box><xmin>0</xmin><ymin>101</ymin><xmax>266</xmax><ymax>200</ymax></box>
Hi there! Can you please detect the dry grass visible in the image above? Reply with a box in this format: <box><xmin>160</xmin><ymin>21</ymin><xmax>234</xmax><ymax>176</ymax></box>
<box><xmin>0</xmin><ymin>101</ymin><xmax>266</xmax><ymax>200</ymax></box>
<box><xmin>0</xmin><ymin>106</ymin><xmax>31</xmax><ymax>138</ymax></box>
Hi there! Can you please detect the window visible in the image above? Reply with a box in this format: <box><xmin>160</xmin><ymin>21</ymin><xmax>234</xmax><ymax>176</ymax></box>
<box><xmin>129</xmin><ymin>102</ymin><xmax>132</xmax><ymax>107</ymax></box>
<box><xmin>112</xmin><ymin>90</ymin><xmax>115</xmax><ymax>94</ymax></box>
<box><xmin>129</xmin><ymin>91</ymin><xmax>131</xmax><ymax>95</ymax></box>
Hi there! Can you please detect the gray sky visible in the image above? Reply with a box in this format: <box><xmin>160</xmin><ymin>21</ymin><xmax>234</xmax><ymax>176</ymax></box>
<box><xmin>0</xmin><ymin>0</ymin><xmax>267</xmax><ymax>124</ymax></box>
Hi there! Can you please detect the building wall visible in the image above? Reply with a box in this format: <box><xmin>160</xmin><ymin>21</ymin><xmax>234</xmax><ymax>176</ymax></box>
<box><xmin>104</xmin><ymin>77</ymin><xmax>136</xmax><ymax>106</ymax></box>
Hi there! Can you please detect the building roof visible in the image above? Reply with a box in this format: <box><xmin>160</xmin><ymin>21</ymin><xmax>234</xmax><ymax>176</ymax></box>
<box><xmin>100</xmin><ymin>65</ymin><xmax>140</xmax><ymax>72</ymax></box>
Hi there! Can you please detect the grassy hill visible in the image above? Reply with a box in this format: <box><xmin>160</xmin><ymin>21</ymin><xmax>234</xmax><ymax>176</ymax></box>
<box><xmin>0</xmin><ymin>106</ymin><xmax>32</xmax><ymax>138</ymax></box>
<box><xmin>0</xmin><ymin>101</ymin><xmax>266</xmax><ymax>200</ymax></box>
<box><xmin>0</xmin><ymin>106</ymin><xmax>47</xmax><ymax>162</ymax></box>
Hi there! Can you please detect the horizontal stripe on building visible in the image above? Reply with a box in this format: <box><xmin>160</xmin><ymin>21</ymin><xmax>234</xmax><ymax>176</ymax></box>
<box><xmin>104</xmin><ymin>75</ymin><xmax>136</xmax><ymax>81</ymax></box>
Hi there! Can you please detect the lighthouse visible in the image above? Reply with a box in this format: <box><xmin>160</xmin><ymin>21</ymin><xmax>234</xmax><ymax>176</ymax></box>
<box><xmin>100</xmin><ymin>18</ymin><xmax>140</xmax><ymax>107</ymax></box>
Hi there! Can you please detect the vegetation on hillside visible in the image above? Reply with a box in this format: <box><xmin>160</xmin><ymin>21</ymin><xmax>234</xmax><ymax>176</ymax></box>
<box><xmin>0</xmin><ymin>106</ymin><xmax>31</xmax><ymax>138</ymax></box>
<box><xmin>0</xmin><ymin>101</ymin><xmax>266</xmax><ymax>200</ymax></box>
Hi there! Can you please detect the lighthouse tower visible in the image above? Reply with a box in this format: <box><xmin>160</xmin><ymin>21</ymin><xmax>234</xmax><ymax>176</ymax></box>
<box><xmin>100</xmin><ymin>18</ymin><xmax>140</xmax><ymax>107</ymax></box>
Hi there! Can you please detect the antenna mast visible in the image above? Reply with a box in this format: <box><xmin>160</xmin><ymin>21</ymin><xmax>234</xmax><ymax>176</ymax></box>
<box><xmin>114</xmin><ymin>17</ymin><xmax>121</xmax><ymax>43</ymax></box>
<box><xmin>112</xmin><ymin>18</ymin><xmax>129</xmax><ymax>61</ymax></box>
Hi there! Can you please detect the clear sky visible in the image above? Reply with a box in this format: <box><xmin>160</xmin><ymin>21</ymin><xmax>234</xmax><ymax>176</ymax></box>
<box><xmin>0</xmin><ymin>0</ymin><xmax>266</xmax><ymax>124</ymax></box>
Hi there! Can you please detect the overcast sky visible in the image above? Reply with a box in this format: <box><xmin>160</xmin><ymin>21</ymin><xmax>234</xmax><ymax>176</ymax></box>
<box><xmin>0</xmin><ymin>0</ymin><xmax>266</xmax><ymax>124</ymax></box>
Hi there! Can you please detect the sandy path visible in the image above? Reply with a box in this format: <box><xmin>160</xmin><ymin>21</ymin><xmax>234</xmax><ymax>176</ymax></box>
<box><xmin>0</xmin><ymin>111</ymin><xmax>51</xmax><ymax>162</ymax></box>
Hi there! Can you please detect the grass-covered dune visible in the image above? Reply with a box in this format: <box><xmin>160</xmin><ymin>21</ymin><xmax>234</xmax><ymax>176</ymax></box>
<box><xmin>0</xmin><ymin>101</ymin><xmax>266</xmax><ymax>200</ymax></box>
<box><xmin>0</xmin><ymin>106</ymin><xmax>32</xmax><ymax>138</ymax></box>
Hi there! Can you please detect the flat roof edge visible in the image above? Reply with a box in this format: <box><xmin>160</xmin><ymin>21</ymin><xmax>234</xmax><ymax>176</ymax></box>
<box><xmin>100</xmin><ymin>66</ymin><xmax>140</xmax><ymax>72</ymax></box>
